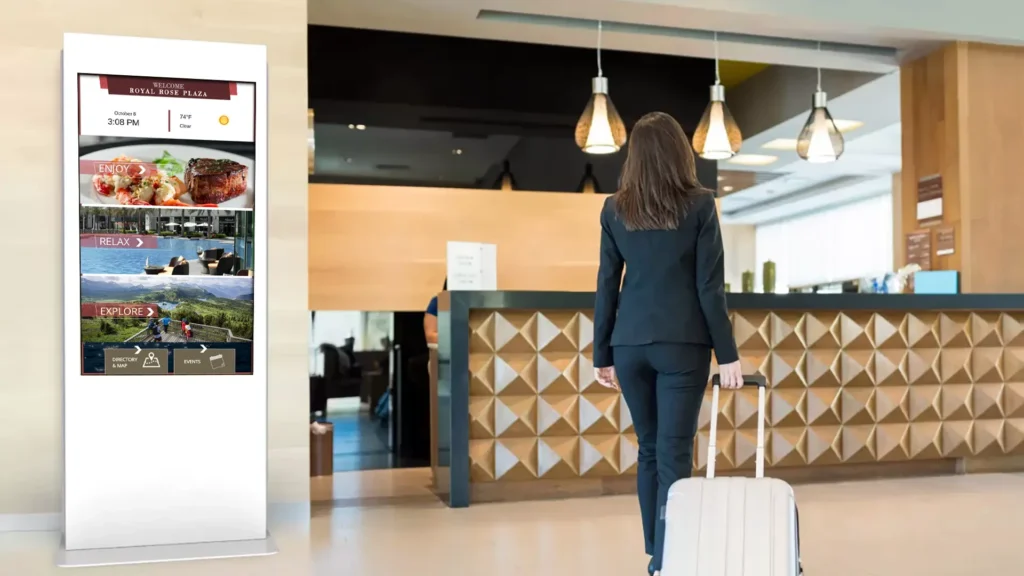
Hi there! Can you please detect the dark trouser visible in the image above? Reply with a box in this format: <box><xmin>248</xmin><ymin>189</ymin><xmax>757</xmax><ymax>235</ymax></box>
<box><xmin>614</xmin><ymin>343</ymin><xmax>711</xmax><ymax>571</ymax></box>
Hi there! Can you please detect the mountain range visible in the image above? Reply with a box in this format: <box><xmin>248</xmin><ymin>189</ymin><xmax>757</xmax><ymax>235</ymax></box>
<box><xmin>81</xmin><ymin>276</ymin><xmax>253</xmax><ymax>303</ymax></box>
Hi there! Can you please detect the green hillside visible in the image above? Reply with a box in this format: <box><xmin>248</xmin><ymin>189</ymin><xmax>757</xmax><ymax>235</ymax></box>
<box><xmin>81</xmin><ymin>317</ymin><xmax>152</xmax><ymax>343</ymax></box>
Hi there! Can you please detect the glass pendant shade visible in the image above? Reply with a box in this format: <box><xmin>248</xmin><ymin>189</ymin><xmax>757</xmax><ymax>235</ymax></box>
<box><xmin>575</xmin><ymin>77</ymin><xmax>627</xmax><ymax>155</ymax></box>
<box><xmin>693</xmin><ymin>84</ymin><xmax>742</xmax><ymax>160</ymax></box>
<box><xmin>797</xmin><ymin>91</ymin><xmax>845</xmax><ymax>163</ymax></box>
<box><xmin>493</xmin><ymin>160</ymin><xmax>518</xmax><ymax>190</ymax></box>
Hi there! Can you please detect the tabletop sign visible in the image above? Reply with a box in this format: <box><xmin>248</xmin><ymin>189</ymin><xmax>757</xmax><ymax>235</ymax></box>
<box><xmin>916</xmin><ymin>174</ymin><xmax>943</xmax><ymax>226</ymax></box>
<box><xmin>936</xmin><ymin>226</ymin><xmax>956</xmax><ymax>256</ymax></box>
<box><xmin>906</xmin><ymin>230</ymin><xmax>932</xmax><ymax>270</ymax></box>
<box><xmin>446</xmin><ymin>241</ymin><xmax>497</xmax><ymax>290</ymax></box>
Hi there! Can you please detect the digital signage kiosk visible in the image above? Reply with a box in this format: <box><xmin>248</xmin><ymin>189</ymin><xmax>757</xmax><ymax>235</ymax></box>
<box><xmin>61</xmin><ymin>33</ymin><xmax>270</xmax><ymax>566</ymax></box>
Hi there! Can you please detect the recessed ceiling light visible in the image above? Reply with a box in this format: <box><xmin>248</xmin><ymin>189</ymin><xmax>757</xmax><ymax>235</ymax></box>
<box><xmin>355</xmin><ymin>124</ymin><xmax>366</xmax><ymax>130</ymax></box>
<box><xmin>348</xmin><ymin>124</ymin><xmax>354</xmax><ymax>129</ymax></box>
<box><xmin>832</xmin><ymin>119</ymin><xmax>863</xmax><ymax>133</ymax></box>
<box><xmin>761</xmin><ymin>138</ymin><xmax>799</xmax><ymax>151</ymax></box>
<box><xmin>452</xmin><ymin>148</ymin><xmax>463</xmax><ymax>155</ymax></box>
<box><xmin>345</xmin><ymin>157</ymin><xmax>353</xmax><ymax>163</ymax></box>
<box><xmin>727</xmin><ymin>154</ymin><xmax>778</xmax><ymax>166</ymax></box>
<box><xmin>717</xmin><ymin>175</ymin><xmax>726</xmax><ymax>182</ymax></box>
<box><xmin>722</xmin><ymin>186</ymin><xmax>734</xmax><ymax>192</ymax></box>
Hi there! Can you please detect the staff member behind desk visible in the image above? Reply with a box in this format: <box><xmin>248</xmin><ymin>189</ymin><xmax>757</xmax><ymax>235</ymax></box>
<box><xmin>423</xmin><ymin>278</ymin><xmax>447</xmax><ymax>345</ymax></box>
<box><xmin>592</xmin><ymin>112</ymin><xmax>742</xmax><ymax>576</ymax></box>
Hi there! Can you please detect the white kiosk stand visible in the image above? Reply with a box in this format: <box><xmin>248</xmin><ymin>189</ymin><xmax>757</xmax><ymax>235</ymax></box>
<box><xmin>60</xmin><ymin>33</ymin><xmax>272</xmax><ymax>566</ymax></box>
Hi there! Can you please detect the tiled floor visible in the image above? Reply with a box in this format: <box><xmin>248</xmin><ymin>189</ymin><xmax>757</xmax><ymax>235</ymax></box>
<box><xmin>324</xmin><ymin>399</ymin><xmax>392</xmax><ymax>472</ymax></box>
<box><xmin>6</xmin><ymin>471</ymin><xmax>1024</xmax><ymax>575</ymax></box>
<box><xmin>321</xmin><ymin>398</ymin><xmax>428</xmax><ymax>472</ymax></box>
<box><xmin>310</xmin><ymin>467</ymin><xmax>435</xmax><ymax>505</ymax></box>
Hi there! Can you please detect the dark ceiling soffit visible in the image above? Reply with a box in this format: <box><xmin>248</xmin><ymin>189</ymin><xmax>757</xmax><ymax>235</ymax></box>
<box><xmin>477</xmin><ymin>10</ymin><xmax>899</xmax><ymax>59</ymax></box>
<box><xmin>309</xmin><ymin>99</ymin><xmax>578</xmax><ymax>137</ymax></box>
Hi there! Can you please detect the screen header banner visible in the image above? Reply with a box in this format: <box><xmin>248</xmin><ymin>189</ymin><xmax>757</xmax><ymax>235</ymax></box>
<box><xmin>79</xmin><ymin>74</ymin><xmax>255</xmax><ymax>142</ymax></box>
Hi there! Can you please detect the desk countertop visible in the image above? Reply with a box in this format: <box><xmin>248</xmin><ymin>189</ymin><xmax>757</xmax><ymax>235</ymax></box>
<box><xmin>440</xmin><ymin>290</ymin><xmax>1024</xmax><ymax>312</ymax></box>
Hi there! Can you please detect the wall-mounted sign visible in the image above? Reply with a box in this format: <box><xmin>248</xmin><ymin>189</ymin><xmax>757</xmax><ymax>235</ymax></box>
<box><xmin>916</xmin><ymin>174</ymin><xmax>943</xmax><ymax>226</ymax></box>
<box><xmin>936</xmin><ymin>226</ymin><xmax>956</xmax><ymax>256</ymax></box>
<box><xmin>906</xmin><ymin>230</ymin><xmax>932</xmax><ymax>270</ymax></box>
<box><xmin>62</xmin><ymin>33</ymin><xmax>269</xmax><ymax>565</ymax></box>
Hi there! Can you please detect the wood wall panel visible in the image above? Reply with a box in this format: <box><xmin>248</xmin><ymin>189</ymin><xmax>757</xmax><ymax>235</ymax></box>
<box><xmin>899</xmin><ymin>44</ymin><xmax>964</xmax><ymax>276</ymax></box>
<box><xmin>960</xmin><ymin>43</ymin><xmax>1024</xmax><ymax>292</ymax></box>
<box><xmin>900</xmin><ymin>42</ymin><xmax>1024</xmax><ymax>292</ymax></box>
<box><xmin>309</xmin><ymin>185</ymin><xmax>606</xmax><ymax>311</ymax></box>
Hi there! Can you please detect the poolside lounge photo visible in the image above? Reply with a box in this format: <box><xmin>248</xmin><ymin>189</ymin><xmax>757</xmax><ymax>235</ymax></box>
<box><xmin>80</xmin><ymin>206</ymin><xmax>255</xmax><ymax>277</ymax></box>
<box><xmin>80</xmin><ymin>274</ymin><xmax>254</xmax><ymax>345</ymax></box>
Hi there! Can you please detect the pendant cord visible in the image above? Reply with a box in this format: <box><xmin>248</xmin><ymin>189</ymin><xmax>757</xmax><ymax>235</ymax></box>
<box><xmin>714</xmin><ymin>31</ymin><xmax>720</xmax><ymax>85</ymax></box>
<box><xmin>597</xmin><ymin>21</ymin><xmax>604</xmax><ymax>78</ymax></box>
<box><xmin>816</xmin><ymin>41</ymin><xmax>822</xmax><ymax>92</ymax></box>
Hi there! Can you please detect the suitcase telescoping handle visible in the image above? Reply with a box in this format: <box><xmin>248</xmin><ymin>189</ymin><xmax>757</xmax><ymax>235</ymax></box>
<box><xmin>707</xmin><ymin>374</ymin><xmax>767</xmax><ymax>480</ymax></box>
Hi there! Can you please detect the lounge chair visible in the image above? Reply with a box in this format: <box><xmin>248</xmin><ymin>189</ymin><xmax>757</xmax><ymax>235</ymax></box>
<box><xmin>160</xmin><ymin>256</ymin><xmax>186</xmax><ymax>275</ymax></box>
<box><xmin>199</xmin><ymin>248</ymin><xmax>225</xmax><ymax>273</ymax></box>
<box><xmin>212</xmin><ymin>253</ymin><xmax>238</xmax><ymax>276</ymax></box>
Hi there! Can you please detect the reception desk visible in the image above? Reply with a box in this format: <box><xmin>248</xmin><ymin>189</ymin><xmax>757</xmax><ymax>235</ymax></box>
<box><xmin>433</xmin><ymin>291</ymin><xmax>1024</xmax><ymax>507</ymax></box>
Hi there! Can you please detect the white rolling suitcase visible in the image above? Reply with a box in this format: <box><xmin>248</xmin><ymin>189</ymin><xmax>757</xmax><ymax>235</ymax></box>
<box><xmin>661</xmin><ymin>375</ymin><xmax>802</xmax><ymax>576</ymax></box>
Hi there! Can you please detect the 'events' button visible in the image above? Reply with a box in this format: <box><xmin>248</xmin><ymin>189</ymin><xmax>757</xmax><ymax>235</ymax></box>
<box><xmin>174</xmin><ymin>347</ymin><xmax>236</xmax><ymax>375</ymax></box>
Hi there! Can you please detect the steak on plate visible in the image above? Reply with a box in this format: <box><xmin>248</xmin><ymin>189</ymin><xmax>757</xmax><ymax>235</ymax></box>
<box><xmin>184</xmin><ymin>158</ymin><xmax>249</xmax><ymax>205</ymax></box>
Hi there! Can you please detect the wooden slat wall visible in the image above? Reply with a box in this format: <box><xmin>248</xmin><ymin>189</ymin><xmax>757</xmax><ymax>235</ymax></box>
<box><xmin>308</xmin><ymin>184</ymin><xmax>607</xmax><ymax>311</ymax></box>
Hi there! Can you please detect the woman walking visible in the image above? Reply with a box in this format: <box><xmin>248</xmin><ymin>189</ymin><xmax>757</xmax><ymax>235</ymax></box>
<box><xmin>592</xmin><ymin>112</ymin><xmax>743</xmax><ymax>575</ymax></box>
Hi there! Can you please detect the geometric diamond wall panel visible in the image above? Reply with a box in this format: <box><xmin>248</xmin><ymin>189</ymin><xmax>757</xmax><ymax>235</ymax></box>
<box><xmin>465</xmin><ymin>308</ymin><xmax>1024</xmax><ymax>483</ymax></box>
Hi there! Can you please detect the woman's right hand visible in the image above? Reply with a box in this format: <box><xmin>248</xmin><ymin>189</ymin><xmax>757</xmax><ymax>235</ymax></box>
<box><xmin>718</xmin><ymin>360</ymin><xmax>744</xmax><ymax>389</ymax></box>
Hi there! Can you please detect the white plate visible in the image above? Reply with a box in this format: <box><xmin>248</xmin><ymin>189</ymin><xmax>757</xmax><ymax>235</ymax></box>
<box><xmin>80</xmin><ymin>144</ymin><xmax>254</xmax><ymax>209</ymax></box>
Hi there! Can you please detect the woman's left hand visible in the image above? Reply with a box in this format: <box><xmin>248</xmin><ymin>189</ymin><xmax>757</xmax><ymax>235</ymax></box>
<box><xmin>595</xmin><ymin>366</ymin><xmax>619</xmax><ymax>390</ymax></box>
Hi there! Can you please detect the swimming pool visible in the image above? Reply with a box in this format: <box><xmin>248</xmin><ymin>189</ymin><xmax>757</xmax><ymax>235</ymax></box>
<box><xmin>81</xmin><ymin>237</ymin><xmax>235</xmax><ymax>275</ymax></box>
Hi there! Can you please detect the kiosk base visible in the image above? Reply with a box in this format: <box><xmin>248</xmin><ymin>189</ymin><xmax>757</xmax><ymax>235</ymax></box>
<box><xmin>56</xmin><ymin>533</ymin><xmax>277</xmax><ymax>567</ymax></box>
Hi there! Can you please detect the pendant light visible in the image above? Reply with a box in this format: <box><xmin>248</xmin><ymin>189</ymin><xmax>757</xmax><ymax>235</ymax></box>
<box><xmin>577</xmin><ymin>163</ymin><xmax>601</xmax><ymax>194</ymax></box>
<box><xmin>493</xmin><ymin>160</ymin><xmax>518</xmax><ymax>191</ymax></box>
<box><xmin>692</xmin><ymin>32</ymin><xmax>742</xmax><ymax>160</ymax></box>
<box><xmin>575</xmin><ymin>21</ymin><xmax>627</xmax><ymax>154</ymax></box>
<box><xmin>797</xmin><ymin>42</ymin><xmax>844</xmax><ymax>163</ymax></box>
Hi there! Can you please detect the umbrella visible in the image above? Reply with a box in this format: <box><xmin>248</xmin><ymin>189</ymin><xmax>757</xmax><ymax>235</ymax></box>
<box><xmin>183</xmin><ymin>222</ymin><xmax>196</xmax><ymax>228</ymax></box>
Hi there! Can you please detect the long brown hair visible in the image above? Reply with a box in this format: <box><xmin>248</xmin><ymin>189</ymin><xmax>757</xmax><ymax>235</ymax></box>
<box><xmin>615</xmin><ymin>111</ymin><xmax>706</xmax><ymax>231</ymax></box>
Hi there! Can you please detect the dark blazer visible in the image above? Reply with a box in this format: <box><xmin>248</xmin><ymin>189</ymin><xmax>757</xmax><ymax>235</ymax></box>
<box><xmin>593</xmin><ymin>191</ymin><xmax>738</xmax><ymax>368</ymax></box>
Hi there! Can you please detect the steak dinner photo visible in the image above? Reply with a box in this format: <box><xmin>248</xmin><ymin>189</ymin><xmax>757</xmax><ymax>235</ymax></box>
<box><xmin>78</xmin><ymin>136</ymin><xmax>255</xmax><ymax>209</ymax></box>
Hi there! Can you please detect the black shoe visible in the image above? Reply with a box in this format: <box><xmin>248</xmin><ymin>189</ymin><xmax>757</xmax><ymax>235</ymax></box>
<box><xmin>648</xmin><ymin>558</ymin><xmax>656</xmax><ymax>576</ymax></box>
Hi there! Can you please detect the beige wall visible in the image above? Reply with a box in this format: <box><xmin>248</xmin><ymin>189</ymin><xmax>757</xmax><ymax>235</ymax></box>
<box><xmin>0</xmin><ymin>1</ymin><xmax>309</xmax><ymax>518</ymax></box>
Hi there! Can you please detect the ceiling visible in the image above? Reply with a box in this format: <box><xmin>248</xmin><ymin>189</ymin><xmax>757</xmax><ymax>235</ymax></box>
<box><xmin>717</xmin><ymin>72</ymin><xmax>901</xmax><ymax>224</ymax></box>
<box><xmin>308</xmin><ymin>0</ymin><xmax>920</xmax><ymax>224</ymax></box>
<box><xmin>309</xmin><ymin>0</ymin><xmax>928</xmax><ymax>69</ymax></box>
<box><xmin>308</xmin><ymin>25</ymin><xmax>718</xmax><ymax>192</ymax></box>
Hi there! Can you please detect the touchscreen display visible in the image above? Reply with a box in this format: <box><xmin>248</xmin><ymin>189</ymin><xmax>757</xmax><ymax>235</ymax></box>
<box><xmin>77</xmin><ymin>74</ymin><xmax>256</xmax><ymax>375</ymax></box>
